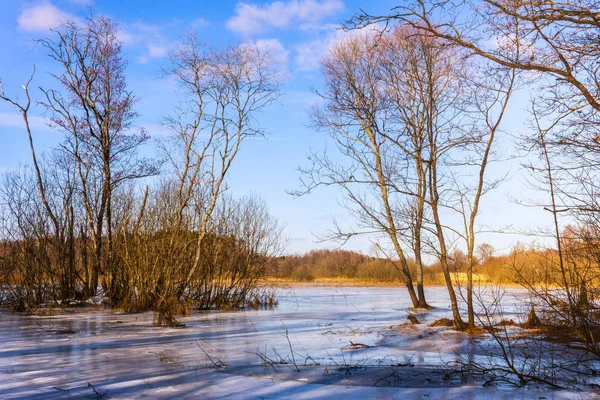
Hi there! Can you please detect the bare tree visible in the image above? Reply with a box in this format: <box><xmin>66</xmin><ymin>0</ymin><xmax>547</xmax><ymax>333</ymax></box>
<box><xmin>378</xmin><ymin>25</ymin><xmax>435</xmax><ymax>308</ymax></box>
<box><xmin>293</xmin><ymin>30</ymin><xmax>422</xmax><ymax>308</ymax></box>
<box><xmin>349</xmin><ymin>0</ymin><xmax>600</xmax><ymax>225</ymax></box>
<box><xmin>0</xmin><ymin>69</ymin><xmax>59</xmax><ymax>234</ymax></box>
<box><xmin>1</xmin><ymin>70</ymin><xmax>77</xmax><ymax>304</ymax></box>
<box><xmin>346</xmin><ymin>0</ymin><xmax>600</xmax><ymax>331</ymax></box>
<box><xmin>508</xmin><ymin>107</ymin><xmax>600</xmax><ymax>358</ymax></box>
<box><xmin>294</xmin><ymin>27</ymin><xmax>475</xmax><ymax>313</ymax></box>
<box><xmin>449</xmin><ymin>66</ymin><xmax>517</xmax><ymax>327</ymax></box>
<box><xmin>154</xmin><ymin>34</ymin><xmax>283</xmax><ymax>314</ymax></box>
<box><xmin>350</xmin><ymin>0</ymin><xmax>600</xmax><ymax>115</ymax></box>
<box><xmin>477</xmin><ymin>243</ymin><xmax>495</xmax><ymax>264</ymax></box>
<box><xmin>38</xmin><ymin>16</ymin><xmax>156</xmax><ymax>299</ymax></box>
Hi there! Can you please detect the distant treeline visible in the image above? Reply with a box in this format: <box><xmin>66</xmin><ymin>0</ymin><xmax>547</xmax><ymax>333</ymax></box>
<box><xmin>270</xmin><ymin>247</ymin><xmax>566</xmax><ymax>285</ymax></box>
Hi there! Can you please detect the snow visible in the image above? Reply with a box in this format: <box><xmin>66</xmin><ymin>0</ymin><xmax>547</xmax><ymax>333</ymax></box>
<box><xmin>0</xmin><ymin>285</ymin><xmax>596</xmax><ymax>399</ymax></box>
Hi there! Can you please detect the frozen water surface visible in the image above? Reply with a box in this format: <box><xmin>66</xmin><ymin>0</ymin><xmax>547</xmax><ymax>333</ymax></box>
<box><xmin>0</xmin><ymin>285</ymin><xmax>595</xmax><ymax>399</ymax></box>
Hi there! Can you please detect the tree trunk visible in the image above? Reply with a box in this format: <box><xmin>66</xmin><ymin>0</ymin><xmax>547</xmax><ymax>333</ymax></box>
<box><xmin>430</xmin><ymin>158</ymin><xmax>465</xmax><ymax>329</ymax></box>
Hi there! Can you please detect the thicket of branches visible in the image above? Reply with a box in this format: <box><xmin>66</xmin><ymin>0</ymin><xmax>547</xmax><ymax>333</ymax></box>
<box><xmin>293</xmin><ymin>23</ymin><xmax>515</xmax><ymax>327</ymax></box>
<box><xmin>291</xmin><ymin>0</ymin><xmax>600</xmax><ymax>385</ymax></box>
<box><xmin>0</xmin><ymin>16</ymin><xmax>284</xmax><ymax>324</ymax></box>
<box><xmin>294</xmin><ymin>0</ymin><xmax>600</xmax><ymax>334</ymax></box>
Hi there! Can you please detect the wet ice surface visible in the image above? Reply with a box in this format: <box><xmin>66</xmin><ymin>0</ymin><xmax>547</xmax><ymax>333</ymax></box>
<box><xmin>0</xmin><ymin>286</ymin><xmax>596</xmax><ymax>399</ymax></box>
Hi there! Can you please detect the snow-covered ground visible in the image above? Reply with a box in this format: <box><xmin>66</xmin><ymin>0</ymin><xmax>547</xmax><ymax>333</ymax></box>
<box><xmin>0</xmin><ymin>285</ymin><xmax>596</xmax><ymax>399</ymax></box>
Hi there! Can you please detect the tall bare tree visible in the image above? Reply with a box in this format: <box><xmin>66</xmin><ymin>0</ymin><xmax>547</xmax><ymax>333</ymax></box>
<box><xmin>38</xmin><ymin>16</ymin><xmax>156</xmax><ymax>299</ymax></box>
<box><xmin>158</xmin><ymin>35</ymin><xmax>283</xmax><ymax>310</ymax></box>
<box><xmin>295</xmin><ymin>27</ymin><xmax>474</xmax><ymax>312</ymax></box>
<box><xmin>294</xmin><ymin>30</ymin><xmax>420</xmax><ymax>307</ymax></box>
<box><xmin>378</xmin><ymin>25</ymin><xmax>434</xmax><ymax>308</ymax></box>
<box><xmin>450</xmin><ymin>66</ymin><xmax>517</xmax><ymax>327</ymax></box>
<box><xmin>0</xmin><ymin>69</ymin><xmax>58</xmax><ymax>234</ymax></box>
<box><xmin>1</xmin><ymin>70</ymin><xmax>78</xmax><ymax>304</ymax></box>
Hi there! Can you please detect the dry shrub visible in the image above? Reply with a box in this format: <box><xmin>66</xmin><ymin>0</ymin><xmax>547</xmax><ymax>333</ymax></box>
<box><xmin>497</xmin><ymin>319</ymin><xmax>518</xmax><ymax>327</ymax></box>
<box><xmin>520</xmin><ymin>308</ymin><xmax>542</xmax><ymax>329</ymax></box>
<box><xmin>247</xmin><ymin>290</ymin><xmax>279</xmax><ymax>308</ymax></box>
<box><xmin>153</xmin><ymin>297</ymin><xmax>187</xmax><ymax>328</ymax></box>
<box><xmin>429</xmin><ymin>318</ymin><xmax>454</xmax><ymax>327</ymax></box>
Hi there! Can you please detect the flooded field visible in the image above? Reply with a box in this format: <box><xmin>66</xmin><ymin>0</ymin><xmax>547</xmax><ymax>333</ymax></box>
<box><xmin>0</xmin><ymin>285</ymin><xmax>595</xmax><ymax>399</ymax></box>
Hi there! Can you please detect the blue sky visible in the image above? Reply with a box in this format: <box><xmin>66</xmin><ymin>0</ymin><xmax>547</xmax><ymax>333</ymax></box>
<box><xmin>0</xmin><ymin>0</ymin><xmax>554</xmax><ymax>256</ymax></box>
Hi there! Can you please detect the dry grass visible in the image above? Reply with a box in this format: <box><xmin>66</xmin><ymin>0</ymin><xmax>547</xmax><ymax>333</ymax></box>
<box><xmin>464</xmin><ymin>326</ymin><xmax>488</xmax><ymax>335</ymax></box>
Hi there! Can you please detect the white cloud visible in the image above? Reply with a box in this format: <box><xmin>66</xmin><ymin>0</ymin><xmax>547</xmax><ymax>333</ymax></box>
<box><xmin>117</xmin><ymin>22</ymin><xmax>160</xmax><ymax>47</ymax></box>
<box><xmin>255</xmin><ymin>39</ymin><xmax>289</xmax><ymax>66</ymax></box>
<box><xmin>0</xmin><ymin>112</ymin><xmax>50</xmax><ymax>131</ymax></box>
<box><xmin>116</xmin><ymin>29</ymin><xmax>135</xmax><ymax>45</ymax></box>
<box><xmin>148</xmin><ymin>44</ymin><xmax>168</xmax><ymax>58</ymax></box>
<box><xmin>191</xmin><ymin>17</ymin><xmax>210</xmax><ymax>29</ymax></box>
<box><xmin>295</xmin><ymin>36</ymin><xmax>329</xmax><ymax>71</ymax></box>
<box><xmin>131</xmin><ymin>21</ymin><xmax>162</xmax><ymax>35</ymax></box>
<box><xmin>17</xmin><ymin>2</ymin><xmax>81</xmax><ymax>33</ymax></box>
<box><xmin>294</xmin><ymin>29</ymin><xmax>345</xmax><ymax>71</ymax></box>
<box><xmin>294</xmin><ymin>26</ymin><xmax>379</xmax><ymax>72</ymax></box>
<box><xmin>67</xmin><ymin>0</ymin><xmax>95</xmax><ymax>5</ymax></box>
<box><xmin>116</xmin><ymin>22</ymin><xmax>171</xmax><ymax>62</ymax></box>
<box><xmin>227</xmin><ymin>0</ymin><xmax>344</xmax><ymax>36</ymax></box>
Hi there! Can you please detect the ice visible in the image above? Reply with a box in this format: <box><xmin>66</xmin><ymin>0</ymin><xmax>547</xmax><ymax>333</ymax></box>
<box><xmin>0</xmin><ymin>285</ymin><xmax>595</xmax><ymax>399</ymax></box>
